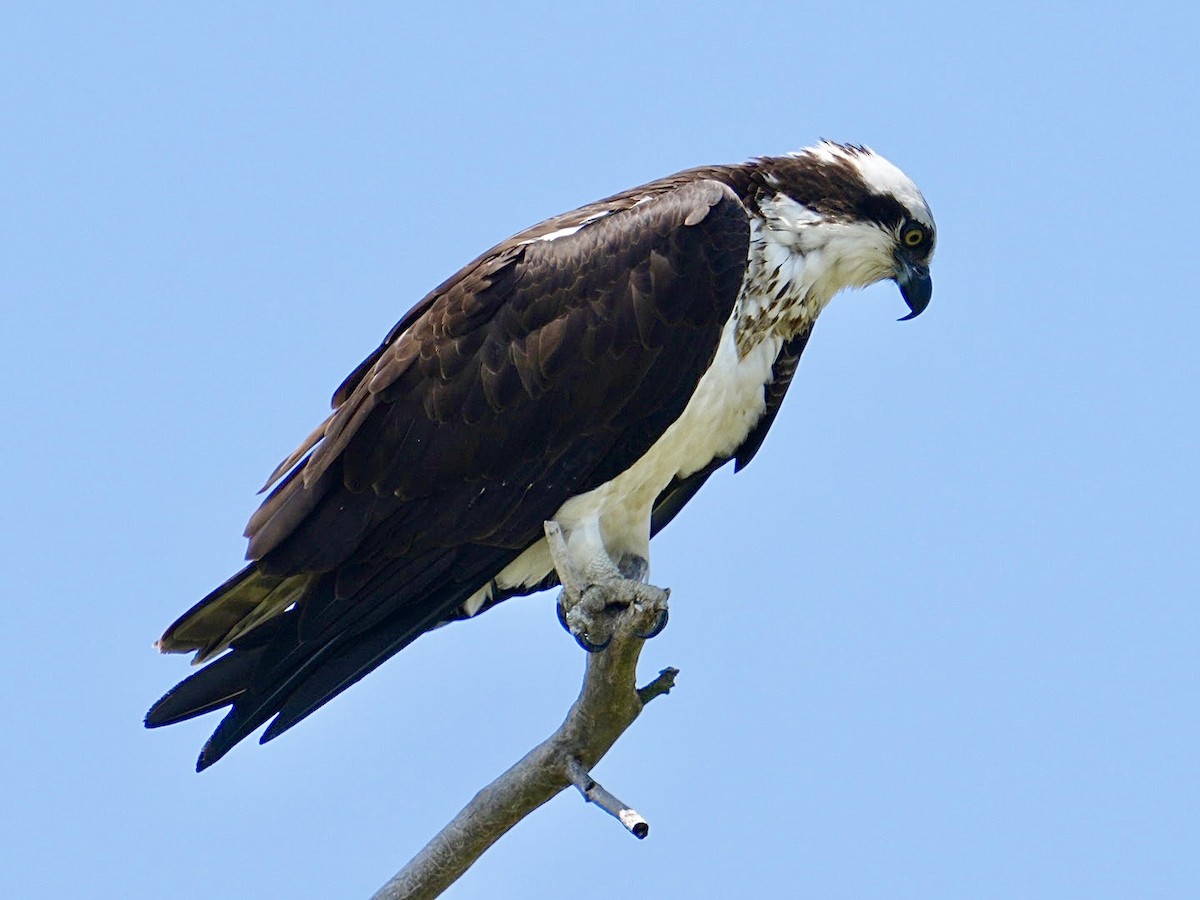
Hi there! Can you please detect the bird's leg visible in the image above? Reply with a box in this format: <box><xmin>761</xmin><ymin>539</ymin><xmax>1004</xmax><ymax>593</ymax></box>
<box><xmin>545</xmin><ymin>522</ymin><xmax>670</xmax><ymax>652</ymax></box>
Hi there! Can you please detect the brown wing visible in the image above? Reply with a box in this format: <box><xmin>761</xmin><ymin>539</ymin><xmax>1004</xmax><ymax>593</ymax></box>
<box><xmin>148</xmin><ymin>176</ymin><xmax>751</xmax><ymax>768</ymax></box>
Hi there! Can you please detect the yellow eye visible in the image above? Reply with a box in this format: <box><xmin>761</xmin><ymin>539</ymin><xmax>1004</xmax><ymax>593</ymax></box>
<box><xmin>902</xmin><ymin>225</ymin><xmax>926</xmax><ymax>248</ymax></box>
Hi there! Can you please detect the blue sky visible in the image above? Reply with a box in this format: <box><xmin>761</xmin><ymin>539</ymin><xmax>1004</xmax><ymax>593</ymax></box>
<box><xmin>3</xmin><ymin>2</ymin><xmax>1197</xmax><ymax>897</ymax></box>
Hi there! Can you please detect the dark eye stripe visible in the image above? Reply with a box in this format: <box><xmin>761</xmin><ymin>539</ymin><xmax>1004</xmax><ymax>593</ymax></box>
<box><xmin>856</xmin><ymin>193</ymin><xmax>908</xmax><ymax>230</ymax></box>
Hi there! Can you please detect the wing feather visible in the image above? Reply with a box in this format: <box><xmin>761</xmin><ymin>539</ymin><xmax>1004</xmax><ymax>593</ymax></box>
<box><xmin>154</xmin><ymin>174</ymin><xmax>755</xmax><ymax>767</ymax></box>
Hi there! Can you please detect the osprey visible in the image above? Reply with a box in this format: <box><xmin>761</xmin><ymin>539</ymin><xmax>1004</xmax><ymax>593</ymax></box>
<box><xmin>147</xmin><ymin>142</ymin><xmax>936</xmax><ymax>770</ymax></box>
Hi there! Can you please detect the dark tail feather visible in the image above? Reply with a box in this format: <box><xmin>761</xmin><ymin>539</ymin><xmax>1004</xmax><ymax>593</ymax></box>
<box><xmin>155</xmin><ymin>563</ymin><xmax>310</xmax><ymax>664</ymax></box>
<box><xmin>194</xmin><ymin>590</ymin><xmax>462</xmax><ymax>771</ymax></box>
<box><xmin>144</xmin><ymin>583</ymin><xmax>450</xmax><ymax>772</ymax></box>
<box><xmin>144</xmin><ymin>645</ymin><xmax>264</xmax><ymax>728</ymax></box>
<box><xmin>149</xmin><ymin>545</ymin><xmax>525</xmax><ymax>770</ymax></box>
<box><xmin>195</xmin><ymin>634</ymin><xmax>334</xmax><ymax>772</ymax></box>
<box><xmin>260</xmin><ymin>603</ymin><xmax>449</xmax><ymax>742</ymax></box>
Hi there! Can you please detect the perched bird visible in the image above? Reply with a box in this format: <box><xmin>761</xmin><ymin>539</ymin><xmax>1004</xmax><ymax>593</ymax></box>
<box><xmin>146</xmin><ymin>142</ymin><xmax>936</xmax><ymax>770</ymax></box>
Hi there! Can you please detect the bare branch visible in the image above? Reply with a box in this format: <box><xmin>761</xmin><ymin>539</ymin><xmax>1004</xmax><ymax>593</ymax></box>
<box><xmin>369</xmin><ymin>523</ymin><xmax>677</xmax><ymax>900</ymax></box>
<box><xmin>637</xmin><ymin>666</ymin><xmax>679</xmax><ymax>705</ymax></box>
<box><xmin>567</xmin><ymin>757</ymin><xmax>649</xmax><ymax>839</ymax></box>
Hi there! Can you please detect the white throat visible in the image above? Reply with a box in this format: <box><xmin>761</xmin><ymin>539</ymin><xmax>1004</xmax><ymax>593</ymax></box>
<box><xmin>735</xmin><ymin>193</ymin><xmax>894</xmax><ymax>355</ymax></box>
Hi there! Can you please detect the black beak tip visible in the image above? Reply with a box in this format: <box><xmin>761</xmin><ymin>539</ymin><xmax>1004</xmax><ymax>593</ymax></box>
<box><xmin>897</xmin><ymin>266</ymin><xmax>933</xmax><ymax>321</ymax></box>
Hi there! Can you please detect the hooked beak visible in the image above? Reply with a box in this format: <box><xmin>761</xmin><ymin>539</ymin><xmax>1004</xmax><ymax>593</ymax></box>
<box><xmin>895</xmin><ymin>259</ymin><xmax>932</xmax><ymax>321</ymax></box>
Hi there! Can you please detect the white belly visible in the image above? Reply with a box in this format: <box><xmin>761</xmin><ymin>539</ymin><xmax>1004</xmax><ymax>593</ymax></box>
<box><xmin>458</xmin><ymin>317</ymin><xmax>781</xmax><ymax>616</ymax></box>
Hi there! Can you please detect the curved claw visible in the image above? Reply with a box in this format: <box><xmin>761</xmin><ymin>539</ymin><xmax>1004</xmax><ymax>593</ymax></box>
<box><xmin>573</xmin><ymin>629</ymin><xmax>612</xmax><ymax>653</ymax></box>
<box><xmin>558</xmin><ymin>589</ymin><xmax>612</xmax><ymax>651</ymax></box>
<box><xmin>635</xmin><ymin>605</ymin><xmax>669</xmax><ymax>640</ymax></box>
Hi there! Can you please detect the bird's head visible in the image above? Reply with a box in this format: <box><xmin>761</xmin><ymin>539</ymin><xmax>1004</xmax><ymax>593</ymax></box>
<box><xmin>757</xmin><ymin>142</ymin><xmax>936</xmax><ymax>319</ymax></box>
